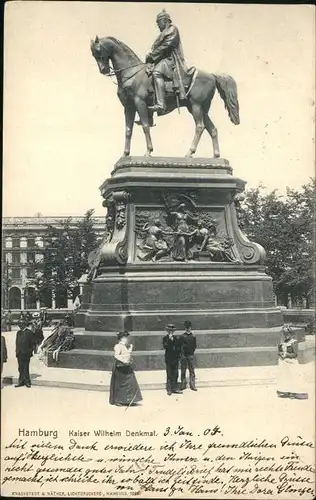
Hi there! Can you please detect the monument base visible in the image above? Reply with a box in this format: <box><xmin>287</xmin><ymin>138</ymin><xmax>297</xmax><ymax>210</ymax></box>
<box><xmin>61</xmin><ymin>157</ymin><xmax>288</xmax><ymax>370</ymax></box>
<box><xmin>83</xmin><ymin>263</ymin><xmax>280</xmax><ymax>332</ymax></box>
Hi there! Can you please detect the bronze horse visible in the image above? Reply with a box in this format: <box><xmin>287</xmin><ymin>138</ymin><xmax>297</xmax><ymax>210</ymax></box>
<box><xmin>91</xmin><ymin>36</ymin><xmax>240</xmax><ymax>158</ymax></box>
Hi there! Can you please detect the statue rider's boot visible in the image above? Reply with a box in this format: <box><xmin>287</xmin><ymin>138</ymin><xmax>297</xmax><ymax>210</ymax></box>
<box><xmin>135</xmin><ymin>74</ymin><xmax>165</xmax><ymax>126</ymax></box>
<box><xmin>148</xmin><ymin>75</ymin><xmax>167</xmax><ymax>115</ymax></box>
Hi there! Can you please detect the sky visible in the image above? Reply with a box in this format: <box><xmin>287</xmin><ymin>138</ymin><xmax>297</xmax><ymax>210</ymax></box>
<box><xmin>3</xmin><ymin>2</ymin><xmax>315</xmax><ymax>217</ymax></box>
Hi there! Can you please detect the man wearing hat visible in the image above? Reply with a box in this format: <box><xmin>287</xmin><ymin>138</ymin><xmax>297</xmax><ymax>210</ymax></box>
<box><xmin>180</xmin><ymin>320</ymin><xmax>197</xmax><ymax>391</ymax></box>
<box><xmin>15</xmin><ymin>316</ymin><xmax>36</xmax><ymax>388</ymax></box>
<box><xmin>162</xmin><ymin>324</ymin><xmax>182</xmax><ymax>395</ymax></box>
<box><xmin>146</xmin><ymin>9</ymin><xmax>188</xmax><ymax>114</ymax></box>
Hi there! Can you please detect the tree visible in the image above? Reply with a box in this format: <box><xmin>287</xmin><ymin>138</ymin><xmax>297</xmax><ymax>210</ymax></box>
<box><xmin>240</xmin><ymin>179</ymin><xmax>314</xmax><ymax>308</ymax></box>
<box><xmin>30</xmin><ymin>210</ymin><xmax>98</xmax><ymax>307</ymax></box>
<box><xmin>281</xmin><ymin>180</ymin><xmax>315</xmax><ymax>308</ymax></box>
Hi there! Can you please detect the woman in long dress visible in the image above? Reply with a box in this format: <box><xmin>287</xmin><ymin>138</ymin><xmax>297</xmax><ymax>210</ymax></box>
<box><xmin>277</xmin><ymin>325</ymin><xmax>308</xmax><ymax>399</ymax></box>
<box><xmin>109</xmin><ymin>332</ymin><xmax>143</xmax><ymax>406</ymax></box>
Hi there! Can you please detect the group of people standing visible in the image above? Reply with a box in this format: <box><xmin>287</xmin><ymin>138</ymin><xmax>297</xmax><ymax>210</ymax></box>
<box><xmin>109</xmin><ymin>321</ymin><xmax>310</xmax><ymax>407</ymax></box>
<box><xmin>1</xmin><ymin>307</ymin><xmax>308</xmax><ymax>401</ymax></box>
<box><xmin>163</xmin><ymin>321</ymin><xmax>197</xmax><ymax>395</ymax></box>
<box><xmin>109</xmin><ymin>320</ymin><xmax>198</xmax><ymax>406</ymax></box>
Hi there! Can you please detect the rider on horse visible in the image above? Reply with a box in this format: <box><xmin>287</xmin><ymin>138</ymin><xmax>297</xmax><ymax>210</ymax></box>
<box><xmin>146</xmin><ymin>9</ymin><xmax>189</xmax><ymax>115</ymax></box>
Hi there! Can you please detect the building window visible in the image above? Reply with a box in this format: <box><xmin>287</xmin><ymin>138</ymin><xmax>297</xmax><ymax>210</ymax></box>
<box><xmin>20</xmin><ymin>252</ymin><xmax>27</xmax><ymax>264</ymax></box>
<box><xmin>9</xmin><ymin>287</ymin><xmax>21</xmax><ymax>309</ymax></box>
<box><xmin>27</xmin><ymin>267</ymin><xmax>36</xmax><ymax>279</ymax></box>
<box><xmin>24</xmin><ymin>287</ymin><xmax>37</xmax><ymax>309</ymax></box>
<box><xmin>35</xmin><ymin>253</ymin><xmax>43</xmax><ymax>263</ymax></box>
<box><xmin>12</xmin><ymin>268</ymin><xmax>21</xmax><ymax>279</ymax></box>
<box><xmin>12</xmin><ymin>237</ymin><xmax>20</xmax><ymax>248</ymax></box>
<box><xmin>5</xmin><ymin>238</ymin><xmax>12</xmax><ymax>249</ymax></box>
<box><xmin>27</xmin><ymin>251</ymin><xmax>36</xmax><ymax>264</ymax></box>
<box><xmin>35</xmin><ymin>237</ymin><xmax>44</xmax><ymax>248</ymax></box>
<box><xmin>20</xmin><ymin>238</ymin><xmax>27</xmax><ymax>249</ymax></box>
<box><xmin>12</xmin><ymin>251</ymin><xmax>20</xmax><ymax>265</ymax></box>
<box><xmin>27</xmin><ymin>238</ymin><xmax>36</xmax><ymax>248</ymax></box>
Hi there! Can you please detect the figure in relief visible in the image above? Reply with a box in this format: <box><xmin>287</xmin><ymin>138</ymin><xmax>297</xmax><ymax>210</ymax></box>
<box><xmin>137</xmin><ymin>219</ymin><xmax>169</xmax><ymax>262</ymax></box>
<box><xmin>189</xmin><ymin>220</ymin><xmax>212</xmax><ymax>254</ymax></box>
<box><xmin>164</xmin><ymin>196</ymin><xmax>199</xmax><ymax>262</ymax></box>
<box><xmin>206</xmin><ymin>235</ymin><xmax>238</xmax><ymax>263</ymax></box>
<box><xmin>169</xmin><ymin>204</ymin><xmax>195</xmax><ymax>261</ymax></box>
<box><xmin>135</xmin><ymin>193</ymin><xmax>240</xmax><ymax>263</ymax></box>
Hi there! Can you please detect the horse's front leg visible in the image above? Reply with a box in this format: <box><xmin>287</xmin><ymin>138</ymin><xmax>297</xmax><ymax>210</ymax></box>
<box><xmin>186</xmin><ymin>104</ymin><xmax>205</xmax><ymax>158</ymax></box>
<box><xmin>135</xmin><ymin>99</ymin><xmax>153</xmax><ymax>156</ymax></box>
<box><xmin>123</xmin><ymin>105</ymin><xmax>136</xmax><ymax>157</ymax></box>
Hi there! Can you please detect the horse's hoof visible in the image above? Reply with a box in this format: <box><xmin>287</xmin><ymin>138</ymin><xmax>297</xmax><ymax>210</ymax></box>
<box><xmin>185</xmin><ymin>152</ymin><xmax>193</xmax><ymax>158</ymax></box>
<box><xmin>123</xmin><ymin>152</ymin><xmax>130</xmax><ymax>157</ymax></box>
<box><xmin>213</xmin><ymin>153</ymin><xmax>220</xmax><ymax>158</ymax></box>
<box><xmin>144</xmin><ymin>152</ymin><xmax>152</xmax><ymax>157</ymax></box>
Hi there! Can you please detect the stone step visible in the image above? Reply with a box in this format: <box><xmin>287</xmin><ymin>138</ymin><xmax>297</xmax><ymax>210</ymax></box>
<box><xmin>83</xmin><ymin>308</ymin><xmax>282</xmax><ymax>332</ymax></box>
<box><xmin>46</xmin><ymin>346</ymin><xmax>277</xmax><ymax>371</ymax></box>
<box><xmin>72</xmin><ymin>327</ymin><xmax>304</xmax><ymax>351</ymax></box>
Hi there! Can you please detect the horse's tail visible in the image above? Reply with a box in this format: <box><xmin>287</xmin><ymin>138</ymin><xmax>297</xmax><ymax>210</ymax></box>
<box><xmin>214</xmin><ymin>74</ymin><xmax>240</xmax><ymax>125</ymax></box>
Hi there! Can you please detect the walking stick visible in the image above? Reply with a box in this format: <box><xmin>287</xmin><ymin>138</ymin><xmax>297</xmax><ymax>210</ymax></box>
<box><xmin>125</xmin><ymin>390</ymin><xmax>138</xmax><ymax>411</ymax></box>
<box><xmin>176</xmin><ymin>94</ymin><xmax>180</xmax><ymax>114</ymax></box>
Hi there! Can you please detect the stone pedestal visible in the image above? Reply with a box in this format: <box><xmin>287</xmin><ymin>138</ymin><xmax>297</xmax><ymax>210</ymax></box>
<box><xmin>60</xmin><ymin>157</ymin><xmax>287</xmax><ymax>370</ymax></box>
<box><xmin>84</xmin><ymin>157</ymin><xmax>281</xmax><ymax>332</ymax></box>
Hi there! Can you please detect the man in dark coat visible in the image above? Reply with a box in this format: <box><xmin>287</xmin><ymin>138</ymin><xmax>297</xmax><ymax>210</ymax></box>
<box><xmin>163</xmin><ymin>324</ymin><xmax>182</xmax><ymax>396</ymax></box>
<box><xmin>180</xmin><ymin>320</ymin><xmax>197</xmax><ymax>391</ymax></box>
<box><xmin>146</xmin><ymin>9</ymin><xmax>189</xmax><ymax>114</ymax></box>
<box><xmin>15</xmin><ymin>317</ymin><xmax>35</xmax><ymax>388</ymax></box>
<box><xmin>18</xmin><ymin>310</ymin><xmax>32</xmax><ymax>329</ymax></box>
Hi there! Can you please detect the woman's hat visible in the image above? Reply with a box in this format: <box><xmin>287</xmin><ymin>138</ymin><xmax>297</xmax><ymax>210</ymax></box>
<box><xmin>282</xmin><ymin>324</ymin><xmax>293</xmax><ymax>334</ymax></box>
<box><xmin>117</xmin><ymin>331</ymin><xmax>130</xmax><ymax>340</ymax></box>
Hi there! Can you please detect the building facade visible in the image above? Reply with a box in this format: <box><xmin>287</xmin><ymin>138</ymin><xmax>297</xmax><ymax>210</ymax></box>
<box><xmin>2</xmin><ymin>216</ymin><xmax>104</xmax><ymax>311</ymax></box>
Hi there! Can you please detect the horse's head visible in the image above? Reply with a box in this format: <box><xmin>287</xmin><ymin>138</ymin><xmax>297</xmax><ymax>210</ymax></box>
<box><xmin>90</xmin><ymin>36</ymin><xmax>111</xmax><ymax>75</ymax></box>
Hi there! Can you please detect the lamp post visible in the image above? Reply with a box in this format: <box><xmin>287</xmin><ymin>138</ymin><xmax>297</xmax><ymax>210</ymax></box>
<box><xmin>2</xmin><ymin>256</ymin><xmax>11</xmax><ymax>310</ymax></box>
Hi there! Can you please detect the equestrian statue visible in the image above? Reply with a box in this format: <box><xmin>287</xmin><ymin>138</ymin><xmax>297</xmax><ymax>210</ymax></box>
<box><xmin>91</xmin><ymin>9</ymin><xmax>240</xmax><ymax>158</ymax></box>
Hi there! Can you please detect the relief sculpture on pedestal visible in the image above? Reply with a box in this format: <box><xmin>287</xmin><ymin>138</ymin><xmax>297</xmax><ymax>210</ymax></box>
<box><xmin>135</xmin><ymin>193</ymin><xmax>240</xmax><ymax>263</ymax></box>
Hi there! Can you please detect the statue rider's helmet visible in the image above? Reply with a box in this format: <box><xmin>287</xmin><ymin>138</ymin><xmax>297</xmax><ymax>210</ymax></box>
<box><xmin>156</xmin><ymin>9</ymin><xmax>172</xmax><ymax>25</ymax></box>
